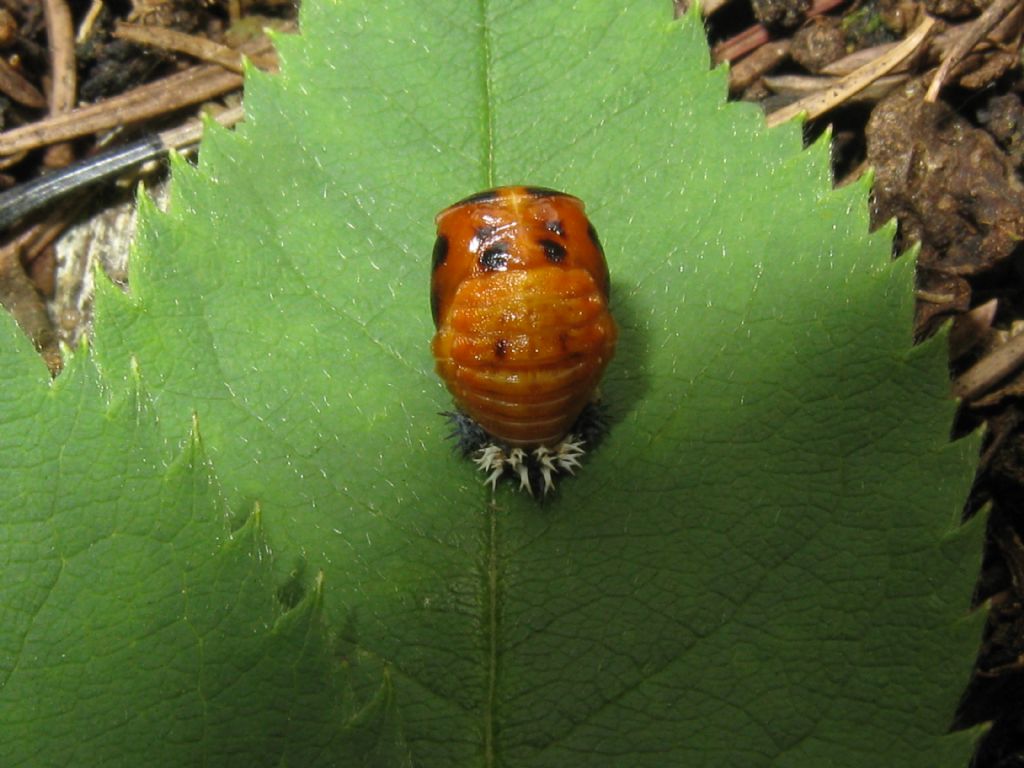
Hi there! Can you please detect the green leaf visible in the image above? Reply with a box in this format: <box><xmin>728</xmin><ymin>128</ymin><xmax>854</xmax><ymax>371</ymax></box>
<box><xmin>0</xmin><ymin>1</ymin><xmax>981</xmax><ymax>766</ymax></box>
<box><xmin>0</xmin><ymin>333</ymin><xmax>402</xmax><ymax>765</ymax></box>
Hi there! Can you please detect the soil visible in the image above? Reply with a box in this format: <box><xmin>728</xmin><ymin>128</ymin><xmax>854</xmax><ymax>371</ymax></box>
<box><xmin>0</xmin><ymin>0</ymin><xmax>1022</xmax><ymax>764</ymax></box>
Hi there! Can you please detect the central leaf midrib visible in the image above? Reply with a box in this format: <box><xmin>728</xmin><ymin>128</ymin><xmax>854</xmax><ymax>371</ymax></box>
<box><xmin>483</xmin><ymin>501</ymin><xmax>499</xmax><ymax>768</ymax></box>
<box><xmin>479</xmin><ymin>0</ymin><xmax>496</xmax><ymax>189</ymax></box>
<box><xmin>477</xmin><ymin>4</ymin><xmax>500</xmax><ymax>767</ymax></box>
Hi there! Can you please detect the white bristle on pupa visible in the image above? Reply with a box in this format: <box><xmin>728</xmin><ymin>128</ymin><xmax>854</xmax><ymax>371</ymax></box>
<box><xmin>472</xmin><ymin>436</ymin><xmax>587</xmax><ymax>496</ymax></box>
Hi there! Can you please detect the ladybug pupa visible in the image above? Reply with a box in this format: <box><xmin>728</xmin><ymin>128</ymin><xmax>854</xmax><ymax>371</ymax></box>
<box><xmin>430</xmin><ymin>186</ymin><xmax>618</xmax><ymax>495</ymax></box>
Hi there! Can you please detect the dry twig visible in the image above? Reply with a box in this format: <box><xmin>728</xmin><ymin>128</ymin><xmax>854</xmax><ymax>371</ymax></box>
<box><xmin>0</xmin><ymin>36</ymin><xmax>275</xmax><ymax>157</ymax></box>
<box><xmin>763</xmin><ymin>73</ymin><xmax>906</xmax><ymax>101</ymax></box>
<box><xmin>43</xmin><ymin>0</ymin><xmax>76</xmax><ymax>116</ymax></box>
<box><xmin>76</xmin><ymin>0</ymin><xmax>106</xmax><ymax>45</ymax></box>
<box><xmin>114</xmin><ymin>22</ymin><xmax>254</xmax><ymax>74</ymax></box>
<box><xmin>953</xmin><ymin>331</ymin><xmax>1024</xmax><ymax>402</ymax></box>
<box><xmin>729</xmin><ymin>41</ymin><xmax>790</xmax><ymax>93</ymax></box>
<box><xmin>0</xmin><ymin>58</ymin><xmax>46</xmax><ymax>108</ymax></box>
<box><xmin>0</xmin><ymin>225</ymin><xmax>62</xmax><ymax>373</ymax></box>
<box><xmin>42</xmin><ymin>0</ymin><xmax>77</xmax><ymax>168</ymax></box>
<box><xmin>0</xmin><ymin>104</ymin><xmax>246</xmax><ymax>230</ymax></box>
<box><xmin>765</xmin><ymin>15</ymin><xmax>936</xmax><ymax>128</ymax></box>
<box><xmin>925</xmin><ymin>0</ymin><xmax>1024</xmax><ymax>101</ymax></box>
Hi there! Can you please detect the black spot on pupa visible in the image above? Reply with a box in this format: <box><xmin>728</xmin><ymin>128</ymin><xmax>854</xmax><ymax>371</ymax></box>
<box><xmin>494</xmin><ymin>338</ymin><xmax>508</xmax><ymax>358</ymax></box>
<box><xmin>479</xmin><ymin>243</ymin><xmax>510</xmax><ymax>271</ymax></box>
<box><xmin>587</xmin><ymin>222</ymin><xmax>604</xmax><ymax>255</ymax></box>
<box><xmin>452</xmin><ymin>188</ymin><xmax>502</xmax><ymax>207</ymax></box>
<box><xmin>431</xmin><ymin>235</ymin><xmax>449</xmax><ymax>271</ymax></box>
<box><xmin>471</xmin><ymin>226</ymin><xmax>497</xmax><ymax>250</ymax></box>
<box><xmin>545</xmin><ymin>219</ymin><xmax>566</xmax><ymax>237</ymax></box>
<box><xmin>523</xmin><ymin>186</ymin><xmax>566</xmax><ymax>200</ymax></box>
<box><xmin>588</xmin><ymin>222</ymin><xmax>611</xmax><ymax>298</ymax></box>
<box><xmin>539</xmin><ymin>238</ymin><xmax>566</xmax><ymax>263</ymax></box>
<box><xmin>430</xmin><ymin>289</ymin><xmax>442</xmax><ymax>327</ymax></box>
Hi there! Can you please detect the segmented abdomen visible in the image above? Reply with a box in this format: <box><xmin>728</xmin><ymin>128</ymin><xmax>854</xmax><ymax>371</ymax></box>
<box><xmin>432</xmin><ymin>266</ymin><xmax>617</xmax><ymax>447</ymax></box>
